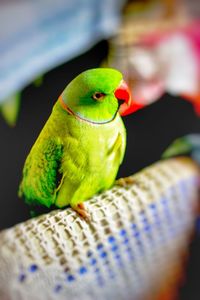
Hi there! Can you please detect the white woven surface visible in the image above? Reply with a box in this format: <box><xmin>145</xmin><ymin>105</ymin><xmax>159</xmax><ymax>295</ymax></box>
<box><xmin>0</xmin><ymin>157</ymin><xmax>199</xmax><ymax>300</ymax></box>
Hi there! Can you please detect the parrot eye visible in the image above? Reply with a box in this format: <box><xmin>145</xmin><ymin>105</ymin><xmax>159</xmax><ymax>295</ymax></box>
<box><xmin>92</xmin><ymin>92</ymin><xmax>105</xmax><ymax>101</ymax></box>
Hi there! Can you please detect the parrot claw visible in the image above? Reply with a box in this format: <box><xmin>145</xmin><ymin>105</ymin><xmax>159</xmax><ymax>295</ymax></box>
<box><xmin>116</xmin><ymin>177</ymin><xmax>134</xmax><ymax>187</ymax></box>
<box><xmin>73</xmin><ymin>203</ymin><xmax>90</xmax><ymax>221</ymax></box>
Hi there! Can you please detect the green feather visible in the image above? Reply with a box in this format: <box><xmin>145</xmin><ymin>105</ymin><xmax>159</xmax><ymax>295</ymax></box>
<box><xmin>62</xmin><ymin>68</ymin><xmax>122</xmax><ymax>123</ymax></box>
<box><xmin>19</xmin><ymin>68</ymin><xmax>126</xmax><ymax>210</ymax></box>
<box><xmin>19</xmin><ymin>136</ymin><xmax>63</xmax><ymax>207</ymax></box>
<box><xmin>162</xmin><ymin>137</ymin><xmax>191</xmax><ymax>159</ymax></box>
<box><xmin>33</xmin><ymin>75</ymin><xmax>44</xmax><ymax>87</ymax></box>
<box><xmin>162</xmin><ymin>134</ymin><xmax>200</xmax><ymax>164</ymax></box>
<box><xmin>0</xmin><ymin>93</ymin><xmax>21</xmax><ymax>127</ymax></box>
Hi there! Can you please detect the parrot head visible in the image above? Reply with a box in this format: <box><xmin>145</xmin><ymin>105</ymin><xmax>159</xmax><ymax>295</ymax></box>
<box><xmin>59</xmin><ymin>68</ymin><xmax>140</xmax><ymax>124</ymax></box>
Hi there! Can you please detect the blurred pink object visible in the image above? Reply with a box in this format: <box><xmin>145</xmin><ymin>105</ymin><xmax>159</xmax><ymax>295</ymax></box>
<box><xmin>129</xmin><ymin>21</ymin><xmax>200</xmax><ymax>114</ymax></box>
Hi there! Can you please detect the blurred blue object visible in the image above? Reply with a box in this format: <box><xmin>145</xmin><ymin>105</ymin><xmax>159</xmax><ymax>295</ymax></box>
<box><xmin>0</xmin><ymin>0</ymin><xmax>125</xmax><ymax>102</ymax></box>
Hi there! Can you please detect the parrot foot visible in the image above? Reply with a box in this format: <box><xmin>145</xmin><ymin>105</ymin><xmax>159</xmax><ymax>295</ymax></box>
<box><xmin>116</xmin><ymin>177</ymin><xmax>134</xmax><ymax>187</ymax></box>
<box><xmin>73</xmin><ymin>203</ymin><xmax>90</xmax><ymax>221</ymax></box>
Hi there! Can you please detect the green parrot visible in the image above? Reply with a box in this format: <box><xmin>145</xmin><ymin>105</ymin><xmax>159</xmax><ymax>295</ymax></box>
<box><xmin>19</xmin><ymin>68</ymin><xmax>138</xmax><ymax>218</ymax></box>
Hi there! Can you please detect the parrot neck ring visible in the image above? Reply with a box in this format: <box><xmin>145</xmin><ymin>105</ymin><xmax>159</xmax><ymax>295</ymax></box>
<box><xmin>59</xmin><ymin>95</ymin><xmax>118</xmax><ymax>125</ymax></box>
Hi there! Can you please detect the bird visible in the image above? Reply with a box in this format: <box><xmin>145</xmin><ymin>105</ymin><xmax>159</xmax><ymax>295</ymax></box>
<box><xmin>19</xmin><ymin>68</ymin><xmax>139</xmax><ymax>219</ymax></box>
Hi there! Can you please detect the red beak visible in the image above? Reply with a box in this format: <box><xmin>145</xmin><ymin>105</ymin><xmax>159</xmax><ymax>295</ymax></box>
<box><xmin>114</xmin><ymin>80</ymin><xmax>144</xmax><ymax>116</ymax></box>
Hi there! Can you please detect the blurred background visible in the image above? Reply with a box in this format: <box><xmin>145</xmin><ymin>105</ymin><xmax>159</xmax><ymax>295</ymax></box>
<box><xmin>0</xmin><ymin>0</ymin><xmax>200</xmax><ymax>299</ymax></box>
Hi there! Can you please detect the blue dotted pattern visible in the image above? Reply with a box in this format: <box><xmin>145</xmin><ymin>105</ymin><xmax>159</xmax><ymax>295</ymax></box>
<box><xmin>29</xmin><ymin>264</ymin><xmax>38</xmax><ymax>273</ymax></box>
<box><xmin>66</xmin><ymin>274</ymin><xmax>75</xmax><ymax>282</ymax></box>
<box><xmin>16</xmin><ymin>180</ymin><xmax>194</xmax><ymax>294</ymax></box>
<box><xmin>54</xmin><ymin>284</ymin><xmax>62</xmax><ymax>293</ymax></box>
<box><xmin>18</xmin><ymin>273</ymin><xmax>26</xmax><ymax>283</ymax></box>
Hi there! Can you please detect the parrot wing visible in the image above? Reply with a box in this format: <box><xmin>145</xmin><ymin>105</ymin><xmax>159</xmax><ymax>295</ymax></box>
<box><xmin>19</xmin><ymin>138</ymin><xmax>63</xmax><ymax>208</ymax></box>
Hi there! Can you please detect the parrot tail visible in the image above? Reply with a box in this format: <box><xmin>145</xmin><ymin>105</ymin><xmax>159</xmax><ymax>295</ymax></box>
<box><xmin>162</xmin><ymin>134</ymin><xmax>200</xmax><ymax>164</ymax></box>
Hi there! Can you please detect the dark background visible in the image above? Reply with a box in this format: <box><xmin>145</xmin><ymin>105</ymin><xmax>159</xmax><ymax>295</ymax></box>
<box><xmin>0</xmin><ymin>40</ymin><xmax>200</xmax><ymax>298</ymax></box>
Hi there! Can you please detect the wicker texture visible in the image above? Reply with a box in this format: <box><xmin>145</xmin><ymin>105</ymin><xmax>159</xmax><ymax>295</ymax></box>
<box><xmin>0</xmin><ymin>157</ymin><xmax>199</xmax><ymax>300</ymax></box>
